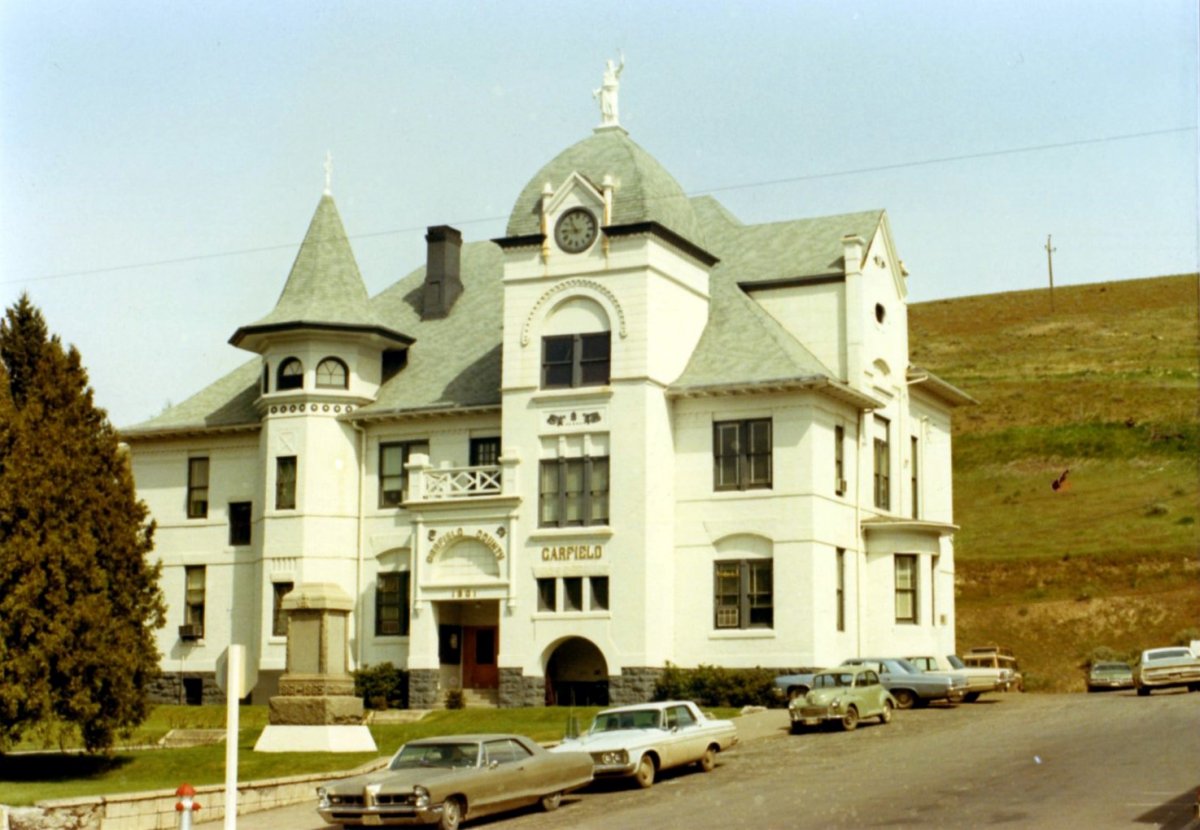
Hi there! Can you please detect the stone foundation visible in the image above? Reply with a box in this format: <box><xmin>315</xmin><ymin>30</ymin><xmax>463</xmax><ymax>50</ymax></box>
<box><xmin>145</xmin><ymin>671</ymin><xmax>222</xmax><ymax>705</ymax></box>
<box><xmin>268</xmin><ymin>695</ymin><xmax>364</xmax><ymax>725</ymax></box>
<box><xmin>608</xmin><ymin>667</ymin><xmax>662</xmax><ymax>705</ymax></box>
<box><xmin>498</xmin><ymin>668</ymin><xmax>545</xmax><ymax>708</ymax></box>
<box><xmin>278</xmin><ymin>674</ymin><xmax>356</xmax><ymax>697</ymax></box>
<box><xmin>408</xmin><ymin>669</ymin><xmax>440</xmax><ymax>709</ymax></box>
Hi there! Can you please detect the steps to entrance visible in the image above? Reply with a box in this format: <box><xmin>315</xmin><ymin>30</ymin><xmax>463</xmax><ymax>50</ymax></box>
<box><xmin>429</xmin><ymin>688</ymin><xmax>500</xmax><ymax>709</ymax></box>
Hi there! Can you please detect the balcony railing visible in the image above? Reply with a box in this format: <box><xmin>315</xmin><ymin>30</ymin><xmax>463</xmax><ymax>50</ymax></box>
<box><xmin>423</xmin><ymin>466</ymin><xmax>502</xmax><ymax>499</ymax></box>
<box><xmin>405</xmin><ymin>454</ymin><xmax>516</xmax><ymax>503</ymax></box>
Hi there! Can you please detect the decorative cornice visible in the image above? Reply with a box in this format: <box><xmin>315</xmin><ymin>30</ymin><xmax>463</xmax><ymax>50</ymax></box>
<box><xmin>602</xmin><ymin>221</ymin><xmax>719</xmax><ymax>267</ymax></box>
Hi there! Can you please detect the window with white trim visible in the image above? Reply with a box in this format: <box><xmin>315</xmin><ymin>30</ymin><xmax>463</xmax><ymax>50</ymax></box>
<box><xmin>714</xmin><ymin>419</ymin><xmax>772</xmax><ymax>491</ymax></box>
<box><xmin>895</xmin><ymin>554</ymin><xmax>918</xmax><ymax>624</ymax></box>
<box><xmin>714</xmin><ymin>559</ymin><xmax>773</xmax><ymax>629</ymax></box>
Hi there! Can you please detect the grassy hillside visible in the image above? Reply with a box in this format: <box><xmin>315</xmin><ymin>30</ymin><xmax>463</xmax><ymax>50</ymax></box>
<box><xmin>909</xmin><ymin>274</ymin><xmax>1199</xmax><ymax>692</ymax></box>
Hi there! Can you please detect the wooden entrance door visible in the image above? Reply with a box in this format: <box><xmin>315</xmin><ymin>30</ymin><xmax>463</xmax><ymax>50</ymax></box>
<box><xmin>462</xmin><ymin>626</ymin><xmax>498</xmax><ymax>688</ymax></box>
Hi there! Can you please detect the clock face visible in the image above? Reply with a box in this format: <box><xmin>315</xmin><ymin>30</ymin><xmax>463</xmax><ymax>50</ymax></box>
<box><xmin>554</xmin><ymin>208</ymin><xmax>598</xmax><ymax>253</ymax></box>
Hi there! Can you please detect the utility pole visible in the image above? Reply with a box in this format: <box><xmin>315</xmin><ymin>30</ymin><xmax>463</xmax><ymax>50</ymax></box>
<box><xmin>1045</xmin><ymin>234</ymin><xmax>1056</xmax><ymax>313</ymax></box>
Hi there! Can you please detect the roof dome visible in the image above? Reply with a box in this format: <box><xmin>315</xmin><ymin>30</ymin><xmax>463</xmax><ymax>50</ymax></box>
<box><xmin>506</xmin><ymin>129</ymin><xmax>705</xmax><ymax>248</ymax></box>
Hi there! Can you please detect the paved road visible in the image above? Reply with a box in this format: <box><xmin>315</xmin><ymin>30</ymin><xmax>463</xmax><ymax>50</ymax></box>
<box><xmin>203</xmin><ymin>690</ymin><xmax>1200</xmax><ymax>830</ymax></box>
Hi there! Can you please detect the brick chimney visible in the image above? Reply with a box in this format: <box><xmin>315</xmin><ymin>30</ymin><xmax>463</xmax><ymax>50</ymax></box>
<box><xmin>422</xmin><ymin>225</ymin><xmax>463</xmax><ymax>319</ymax></box>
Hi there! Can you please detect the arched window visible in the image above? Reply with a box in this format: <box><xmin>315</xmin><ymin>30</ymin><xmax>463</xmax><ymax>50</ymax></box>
<box><xmin>277</xmin><ymin>358</ymin><xmax>304</xmax><ymax>391</ymax></box>
<box><xmin>316</xmin><ymin>357</ymin><xmax>348</xmax><ymax>390</ymax></box>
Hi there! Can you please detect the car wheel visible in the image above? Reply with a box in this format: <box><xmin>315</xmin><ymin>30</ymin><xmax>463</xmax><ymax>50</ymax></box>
<box><xmin>789</xmin><ymin>721</ymin><xmax>804</xmax><ymax>735</ymax></box>
<box><xmin>698</xmin><ymin>745</ymin><xmax>717</xmax><ymax>772</ymax></box>
<box><xmin>963</xmin><ymin>692</ymin><xmax>980</xmax><ymax>703</ymax></box>
<box><xmin>1136</xmin><ymin>686</ymin><xmax>1150</xmax><ymax>697</ymax></box>
<box><xmin>439</xmin><ymin>797</ymin><xmax>463</xmax><ymax>830</ymax></box>
<box><xmin>892</xmin><ymin>689</ymin><xmax>916</xmax><ymax>709</ymax></box>
<box><xmin>879</xmin><ymin>700</ymin><xmax>893</xmax><ymax>724</ymax></box>
<box><xmin>840</xmin><ymin>706</ymin><xmax>859</xmax><ymax>731</ymax></box>
<box><xmin>540</xmin><ymin>791</ymin><xmax>562</xmax><ymax>812</ymax></box>
<box><xmin>635</xmin><ymin>754</ymin><xmax>656</xmax><ymax>788</ymax></box>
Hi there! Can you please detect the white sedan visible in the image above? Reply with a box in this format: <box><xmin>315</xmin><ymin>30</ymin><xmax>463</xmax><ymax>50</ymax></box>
<box><xmin>550</xmin><ymin>700</ymin><xmax>738</xmax><ymax>788</ymax></box>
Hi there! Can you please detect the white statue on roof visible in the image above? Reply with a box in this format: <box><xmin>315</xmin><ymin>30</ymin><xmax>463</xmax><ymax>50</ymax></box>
<box><xmin>594</xmin><ymin>53</ymin><xmax>624</xmax><ymax>128</ymax></box>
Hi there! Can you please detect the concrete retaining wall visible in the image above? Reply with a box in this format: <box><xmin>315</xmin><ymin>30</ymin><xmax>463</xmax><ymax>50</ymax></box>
<box><xmin>1</xmin><ymin>759</ymin><xmax>385</xmax><ymax>830</ymax></box>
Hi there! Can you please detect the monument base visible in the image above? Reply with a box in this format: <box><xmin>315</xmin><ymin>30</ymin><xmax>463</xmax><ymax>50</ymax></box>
<box><xmin>253</xmin><ymin>724</ymin><xmax>377</xmax><ymax>753</ymax></box>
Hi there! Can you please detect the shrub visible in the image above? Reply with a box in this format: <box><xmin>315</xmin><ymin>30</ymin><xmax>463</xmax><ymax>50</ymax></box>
<box><xmin>444</xmin><ymin>689</ymin><xmax>465</xmax><ymax>710</ymax></box>
<box><xmin>1172</xmin><ymin>627</ymin><xmax>1200</xmax><ymax>648</ymax></box>
<box><xmin>653</xmin><ymin>663</ymin><xmax>778</xmax><ymax>708</ymax></box>
<box><xmin>353</xmin><ymin>662</ymin><xmax>408</xmax><ymax>710</ymax></box>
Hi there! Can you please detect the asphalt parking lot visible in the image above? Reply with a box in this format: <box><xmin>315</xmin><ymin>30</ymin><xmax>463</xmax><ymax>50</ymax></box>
<box><xmin>204</xmin><ymin>690</ymin><xmax>1200</xmax><ymax>830</ymax></box>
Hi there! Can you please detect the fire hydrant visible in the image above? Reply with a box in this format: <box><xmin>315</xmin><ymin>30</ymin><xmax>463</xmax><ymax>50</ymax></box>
<box><xmin>175</xmin><ymin>783</ymin><xmax>202</xmax><ymax>829</ymax></box>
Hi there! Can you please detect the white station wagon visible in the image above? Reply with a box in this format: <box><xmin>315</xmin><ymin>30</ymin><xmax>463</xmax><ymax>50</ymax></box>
<box><xmin>549</xmin><ymin>700</ymin><xmax>738</xmax><ymax>788</ymax></box>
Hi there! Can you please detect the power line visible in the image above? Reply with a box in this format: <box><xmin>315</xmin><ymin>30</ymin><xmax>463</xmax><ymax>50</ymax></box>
<box><xmin>4</xmin><ymin>125</ymin><xmax>1194</xmax><ymax>288</ymax></box>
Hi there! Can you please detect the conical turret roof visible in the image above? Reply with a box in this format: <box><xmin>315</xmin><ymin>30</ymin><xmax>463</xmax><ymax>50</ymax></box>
<box><xmin>230</xmin><ymin>195</ymin><xmax>411</xmax><ymax>350</ymax></box>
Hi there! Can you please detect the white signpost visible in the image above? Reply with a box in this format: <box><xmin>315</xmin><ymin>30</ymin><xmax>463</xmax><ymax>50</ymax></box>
<box><xmin>215</xmin><ymin>645</ymin><xmax>254</xmax><ymax>829</ymax></box>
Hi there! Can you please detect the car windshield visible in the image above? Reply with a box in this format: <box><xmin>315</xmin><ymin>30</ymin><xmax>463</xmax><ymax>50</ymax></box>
<box><xmin>814</xmin><ymin>672</ymin><xmax>854</xmax><ymax>689</ymax></box>
<box><xmin>590</xmin><ymin>708</ymin><xmax>663</xmax><ymax>731</ymax></box>
<box><xmin>390</xmin><ymin>742</ymin><xmax>479</xmax><ymax>770</ymax></box>
<box><xmin>1146</xmin><ymin>649</ymin><xmax>1192</xmax><ymax>662</ymax></box>
<box><xmin>946</xmin><ymin>655</ymin><xmax>966</xmax><ymax>669</ymax></box>
<box><xmin>891</xmin><ymin>658</ymin><xmax>923</xmax><ymax>673</ymax></box>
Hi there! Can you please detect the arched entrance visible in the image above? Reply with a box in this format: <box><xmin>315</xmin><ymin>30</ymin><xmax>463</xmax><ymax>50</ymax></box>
<box><xmin>545</xmin><ymin>637</ymin><xmax>609</xmax><ymax>706</ymax></box>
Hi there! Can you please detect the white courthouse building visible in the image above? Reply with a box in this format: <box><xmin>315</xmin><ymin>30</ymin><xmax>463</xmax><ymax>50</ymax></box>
<box><xmin>124</xmin><ymin>82</ymin><xmax>972</xmax><ymax>708</ymax></box>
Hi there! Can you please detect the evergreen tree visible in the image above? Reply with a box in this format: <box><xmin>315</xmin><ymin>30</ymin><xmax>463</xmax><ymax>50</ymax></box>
<box><xmin>0</xmin><ymin>295</ymin><xmax>165</xmax><ymax>753</ymax></box>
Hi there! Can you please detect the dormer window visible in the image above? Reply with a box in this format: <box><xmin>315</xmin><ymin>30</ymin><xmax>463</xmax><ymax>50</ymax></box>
<box><xmin>277</xmin><ymin>358</ymin><xmax>304</xmax><ymax>391</ymax></box>
<box><xmin>316</xmin><ymin>357</ymin><xmax>348</xmax><ymax>390</ymax></box>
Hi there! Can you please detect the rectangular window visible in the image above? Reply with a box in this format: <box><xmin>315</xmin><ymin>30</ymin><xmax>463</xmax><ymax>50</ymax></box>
<box><xmin>713</xmin><ymin>419</ymin><xmax>773</xmax><ymax>491</ymax></box>
<box><xmin>836</xmin><ymin>548</ymin><xmax>846</xmax><ymax>632</ymax></box>
<box><xmin>228</xmin><ymin>502</ymin><xmax>251</xmax><ymax>546</ymax></box>
<box><xmin>590</xmin><ymin>576</ymin><xmax>609</xmax><ymax>611</ymax></box>
<box><xmin>873</xmin><ymin>416</ymin><xmax>890</xmax><ymax>510</ymax></box>
<box><xmin>379</xmin><ymin>440</ymin><xmax>429</xmax><ymax>508</ymax></box>
<box><xmin>895</xmin><ymin>554</ymin><xmax>918</xmax><ymax>624</ymax></box>
<box><xmin>184</xmin><ymin>566</ymin><xmax>206</xmax><ymax>634</ymax></box>
<box><xmin>911</xmin><ymin>435</ymin><xmax>919</xmax><ymax>518</ymax></box>
<box><xmin>187</xmin><ymin>458</ymin><xmax>209</xmax><ymax>518</ymax></box>
<box><xmin>375</xmin><ymin>572</ymin><xmax>410</xmax><ymax>636</ymax></box>
<box><xmin>271</xmin><ymin>581</ymin><xmax>293</xmax><ymax>637</ymax></box>
<box><xmin>541</xmin><ymin>332</ymin><xmax>611</xmax><ymax>389</ymax></box>
<box><xmin>275</xmin><ymin>456</ymin><xmax>297</xmax><ymax>510</ymax></box>
<box><xmin>537</xmin><ymin>577</ymin><xmax>557</xmax><ymax>612</ymax></box>
<box><xmin>713</xmin><ymin>559</ymin><xmax>773</xmax><ymax>629</ymax></box>
<box><xmin>538</xmin><ymin>456</ymin><xmax>609</xmax><ymax>527</ymax></box>
<box><xmin>563</xmin><ymin>577</ymin><xmax>583</xmax><ymax>612</ymax></box>
<box><xmin>469</xmin><ymin>437</ymin><xmax>501</xmax><ymax>467</ymax></box>
<box><xmin>834</xmin><ymin>425</ymin><xmax>845</xmax><ymax>495</ymax></box>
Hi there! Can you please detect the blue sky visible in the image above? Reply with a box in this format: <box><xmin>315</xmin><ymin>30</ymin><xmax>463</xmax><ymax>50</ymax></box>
<box><xmin>2</xmin><ymin>0</ymin><xmax>1196</xmax><ymax>427</ymax></box>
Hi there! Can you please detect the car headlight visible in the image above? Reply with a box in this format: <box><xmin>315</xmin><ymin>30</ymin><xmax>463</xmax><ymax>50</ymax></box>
<box><xmin>831</xmin><ymin>696</ymin><xmax>843</xmax><ymax>710</ymax></box>
<box><xmin>316</xmin><ymin>787</ymin><xmax>330</xmax><ymax>809</ymax></box>
<box><xmin>600</xmin><ymin>750</ymin><xmax>628</xmax><ymax>765</ymax></box>
<box><xmin>413</xmin><ymin>786</ymin><xmax>430</xmax><ymax>808</ymax></box>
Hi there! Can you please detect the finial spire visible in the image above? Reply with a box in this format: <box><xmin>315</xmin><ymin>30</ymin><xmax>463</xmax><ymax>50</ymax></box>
<box><xmin>323</xmin><ymin>151</ymin><xmax>333</xmax><ymax>196</ymax></box>
<box><xmin>593</xmin><ymin>52</ymin><xmax>625</xmax><ymax>130</ymax></box>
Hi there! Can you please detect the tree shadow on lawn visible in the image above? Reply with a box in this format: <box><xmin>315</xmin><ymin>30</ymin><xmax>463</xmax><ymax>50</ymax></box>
<box><xmin>0</xmin><ymin>751</ymin><xmax>132</xmax><ymax>782</ymax></box>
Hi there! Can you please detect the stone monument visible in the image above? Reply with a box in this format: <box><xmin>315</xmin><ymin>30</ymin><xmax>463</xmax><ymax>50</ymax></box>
<box><xmin>253</xmin><ymin>582</ymin><xmax>377</xmax><ymax>752</ymax></box>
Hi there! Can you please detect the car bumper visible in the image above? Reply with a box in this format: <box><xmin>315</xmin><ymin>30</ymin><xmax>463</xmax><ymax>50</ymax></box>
<box><xmin>318</xmin><ymin>804</ymin><xmax>443</xmax><ymax>827</ymax></box>
<box><xmin>789</xmin><ymin>705</ymin><xmax>843</xmax><ymax>725</ymax></box>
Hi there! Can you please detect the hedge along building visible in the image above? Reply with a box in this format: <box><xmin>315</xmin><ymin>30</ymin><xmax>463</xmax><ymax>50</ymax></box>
<box><xmin>123</xmin><ymin>74</ymin><xmax>973</xmax><ymax>708</ymax></box>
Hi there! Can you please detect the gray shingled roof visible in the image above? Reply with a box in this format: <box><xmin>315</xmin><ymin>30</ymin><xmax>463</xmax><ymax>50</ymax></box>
<box><xmin>506</xmin><ymin>129</ymin><xmax>705</xmax><ymax>248</ymax></box>
<box><xmin>354</xmin><ymin>241</ymin><xmax>504</xmax><ymax>416</ymax></box>
<box><xmin>230</xmin><ymin>195</ymin><xmax>407</xmax><ymax>346</ymax></box>
<box><xmin>670</xmin><ymin>200</ymin><xmax>883</xmax><ymax>392</ymax></box>
<box><xmin>124</xmin><ymin>143</ymin><xmax>889</xmax><ymax>435</ymax></box>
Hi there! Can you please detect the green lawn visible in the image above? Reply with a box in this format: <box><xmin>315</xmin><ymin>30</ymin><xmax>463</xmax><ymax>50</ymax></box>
<box><xmin>0</xmin><ymin>705</ymin><xmax>739</xmax><ymax>805</ymax></box>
